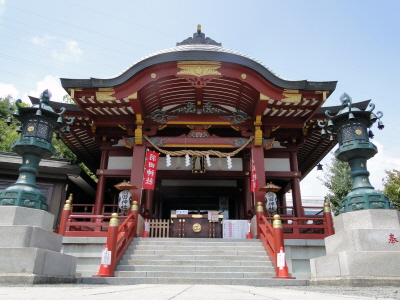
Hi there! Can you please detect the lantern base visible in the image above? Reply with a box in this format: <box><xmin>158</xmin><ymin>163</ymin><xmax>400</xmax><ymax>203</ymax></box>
<box><xmin>338</xmin><ymin>189</ymin><xmax>392</xmax><ymax>214</ymax></box>
<box><xmin>0</xmin><ymin>185</ymin><xmax>49</xmax><ymax>211</ymax></box>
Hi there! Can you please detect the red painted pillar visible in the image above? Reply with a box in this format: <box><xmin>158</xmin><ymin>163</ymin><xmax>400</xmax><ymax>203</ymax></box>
<box><xmin>255</xmin><ymin>201</ymin><xmax>264</xmax><ymax>238</ymax></box>
<box><xmin>130</xmin><ymin>145</ymin><xmax>146</xmax><ymax>208</ymax></box>
<box><xmin>243</xmin><ymin>154</ymin><xmax>253</xmax><ymax>215</ymax></box>
<box><xmin>252</xmin><ymin>145</ymin><xmax>266</xmax><ymax>214</ymax></box>
<box><xmin>145</xmin><ymin>189</ymin><xmax>154</xmax><ymax>218</ymax></box>
<box><xmin>289</xmin><ymin>149</ymin><xmax>304</xmax><ymax>218</ymax></box>
<box><xmin>272</xmin><ymin>215</ymin><xmax>293</xmax><ymax>279</ymax></box>
<box><xmin>58</xmin><ymin>194</ymin><xmax>73</xmax><ymax>236</ymax></box>
<box><xmin>94</xmin><ymin>148</ymin><xmax>109</xmax><ymax>216</ymax></box>
<box><xmin>324</xmin><ymin>201</ymin><xmax>335</xmax><ymax>236</ymax></box>
<box><xmin>93</xmin><ymin>213</ymin><xmax>119</xmax><ymax>277</ymax></box>
<box><xmin>130</xmin><ymin>201</ymin><xmax>139</xmax><ymax>238</ymax></box>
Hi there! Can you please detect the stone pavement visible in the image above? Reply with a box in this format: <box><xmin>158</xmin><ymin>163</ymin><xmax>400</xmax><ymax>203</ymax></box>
<box><xmin>0</xmin><ymin>284</ymin><xmax>397</xmax><ymax>300</ymax></box>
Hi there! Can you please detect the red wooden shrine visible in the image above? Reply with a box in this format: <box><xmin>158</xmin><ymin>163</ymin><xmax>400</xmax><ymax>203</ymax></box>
<box><xmin>55</xmin><ymin>26</ymin><xmax>347</xmax><ymax>238</ymax></box>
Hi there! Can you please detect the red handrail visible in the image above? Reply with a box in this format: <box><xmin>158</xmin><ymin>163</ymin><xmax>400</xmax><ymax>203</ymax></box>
<box><xmin>93</xmin><ymin>201</ymin><xmax>139</xmax><ymax>277</ymax></box>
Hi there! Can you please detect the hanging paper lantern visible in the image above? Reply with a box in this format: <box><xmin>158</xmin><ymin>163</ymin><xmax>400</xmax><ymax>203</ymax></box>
<box><xmin>118</xmin><ymin>189</ymin><xmax>132</xmax><ymax>211</ymax></box>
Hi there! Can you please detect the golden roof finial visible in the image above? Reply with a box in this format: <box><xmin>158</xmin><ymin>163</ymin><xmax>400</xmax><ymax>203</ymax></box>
<box><xmin>197</xmin><ymin>24</ymin><xmax>201</xmax><ymax>32</ymax></box>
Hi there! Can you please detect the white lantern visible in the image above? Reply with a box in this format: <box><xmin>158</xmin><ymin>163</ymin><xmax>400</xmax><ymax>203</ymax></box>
<box><xmin>265</xmin><ymin>191</ymin><xmax>277</xmax><ymax>216</ymax></box>
<box><xmin>118</xmin><ymin>189</ymin><xmax>132</xmax><ymax>211</ymax></box>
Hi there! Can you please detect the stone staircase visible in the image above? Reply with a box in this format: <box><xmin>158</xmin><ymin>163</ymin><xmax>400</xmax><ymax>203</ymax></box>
<box><xmin>81</xmin><ymin>238</ymin><xmax>307</xmax><ymax>286</ymax></box>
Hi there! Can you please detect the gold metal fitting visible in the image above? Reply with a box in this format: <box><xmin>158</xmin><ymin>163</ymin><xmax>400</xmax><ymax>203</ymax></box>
<box><xmin>324</xmin><ymin>202</ymin><xmax>331</xmax><ymax>213</ymax></box>
<box><xmin>131</xmin><ymin>200</ymin><xmax>138</xmax><ymax>211</ymax></box>
<box><xmin>256</xmin><ymin>202</ymin><xmax>263</xmax><ymax>212</ymax></box>
<box><xmin>109</xmin><ymin>213</ymin><xmax>119</xmax><ymax>226</ymax></box>
<box><xmin>63</xmin><ymin>199</ymin><xmax>71</xmax><ymax>210</ymax></box>
<box><xmin>272</xmin><ymin>214</ymin><xmax>282</xmax><ymax>228</ymax></box>
<box><xmin>68</xmin><ymin>193</ymin><xmax>73</xmax><ymax>202</ymax></box>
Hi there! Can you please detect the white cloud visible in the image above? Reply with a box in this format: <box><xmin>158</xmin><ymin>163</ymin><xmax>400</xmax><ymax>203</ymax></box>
<box><xmin>22</xmin><ymin>75</ymin><xmax>68</xmax><ymax>103</ymax></box>
<box><xmin>32</xmin><ymin>35</ymin><xmax>56</xmax><ymax>46</ymax></box>
<box><xmin>0</xmin><ymin>83</ymin><xmax>19</xmax><ymax>99</ymax></box>
<box><xmin>31</xmin><ymin>35</ymin><xmax>83</xmax><ymax>62</ymax></box>
<box><xmin>0</xmin><ymin>0</ymin><xmax>6</xmax><ymax>15</ymax></box>
<box><xmin>52</xmin><ymin>40</ymin><xmax>82</xmax><ymax>62</ymax></box>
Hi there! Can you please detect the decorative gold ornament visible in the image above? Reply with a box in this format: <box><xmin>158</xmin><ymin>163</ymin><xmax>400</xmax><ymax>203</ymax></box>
<box><xmin>27</xmin><ymin>126</ymin><xmax>34</xmax><ymax>132</ymax></box>
<box><xmin>241</xmin><ymin>73</ymin><xmax>247</xmax><ymax>79</ymax></box>
<box><xmin>282</xmin><ymin>89</ymin><xmax>302</xmax><ymax>103</ymax></box>
<box><xmin>355</xmin><ymin>129</ymin><xmax>362</xmax><ymax>135</ymax></box>
<box><xmin>360</xmin><ymin>163</ymin><xmax>365</xmax><ymax>168</ymax></box>
<box><xmin>25</xmin><ymin>160</ymin><xmax>30</xmax><ymax>164</ymax></box>
<box><xmin>177</xmin><ymin>61</ymin><xmax>221</xmax><ymax>77</ymax></box>
<box><xmin>151</xmin><ymin>73</ymin><xmax>156</xmax><ymax>78</ymax></box>
<box><xmin>362</xmin><ymin>178</ymin><xmax>367</xmax><ymax>182</ymax></box>
<box><xmin>192</xmin><ymin>223</ymin><xmax>202</xmax><ymax>232</ymax></box>
<box><xmin>99</xmin><ymin>170</ymin><xmax>104</xmax><ymax>174</ymax></box>
<box><xmin>96</xmin><ymin>88</ymin><xmax>116</xmax><ymax>101</ymax></box>
<box><xmin>21</xmin><ymin>175</ymin><xmax>26</xmax><ymax>179</ymax></box>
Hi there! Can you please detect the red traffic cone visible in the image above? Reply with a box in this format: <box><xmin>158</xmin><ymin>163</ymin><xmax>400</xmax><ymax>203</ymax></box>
<box><xmin>246</xmin><ymin>220</ymin><xmax>253</xmax><ymax>239</ymax></box>
<box><xmin>141</xmin><ymin>218</ymin><xmax>149</xmax><ymax>238</ymax></box>
<box><xmin>274</xmin><ymin>247</ymin><xmax>295</xmax><ymax>279</ymax></box>
<box><xmin>93</xmin><ymin>244</ymin><xmax>113</xmax><ymax>277</ymax></box>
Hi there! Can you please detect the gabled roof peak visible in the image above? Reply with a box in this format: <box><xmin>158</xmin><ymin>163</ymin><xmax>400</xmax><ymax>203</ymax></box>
<box><xmin>177</xmin><ymin>25</ymin><xmax>222</xmax><ymax>46</ymax></box>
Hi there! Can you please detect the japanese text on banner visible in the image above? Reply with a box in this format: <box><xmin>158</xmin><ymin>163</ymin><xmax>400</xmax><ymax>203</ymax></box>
<box><xmin>143</xmin><ymin>150</ymin><xmax>159</xmax><ymax>190</ymax></box>
<box><xmin>250</xmin><ymin>159</ymin><xmax>258</xmax><ymax>193</ymax></box>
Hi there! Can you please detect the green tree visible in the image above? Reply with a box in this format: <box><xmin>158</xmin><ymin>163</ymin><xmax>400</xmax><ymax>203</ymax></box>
<box><xmin>319</xmin><ymin>155</ymin><xmax>352</xmax><ymax>215</ymax></box>
<box><xmin>0</xmin><ymin>96</ymin><xmax>22</xmax><ymax>152</ymax></box>
<box><xmin>382</xmin><ymin>170</ymin><xmax>400</xmax><ymax>210</ymax></box>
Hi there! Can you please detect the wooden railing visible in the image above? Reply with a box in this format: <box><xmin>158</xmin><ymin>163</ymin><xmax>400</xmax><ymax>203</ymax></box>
<box><xmin>149</xmin><ymin>219</ymin><xmax>170</xmax><ymax>238</ymax></box>
<box><xmin>256</xmin><ymin>201</ymin><xmax>335</xmax><ymax>278</ymax></box>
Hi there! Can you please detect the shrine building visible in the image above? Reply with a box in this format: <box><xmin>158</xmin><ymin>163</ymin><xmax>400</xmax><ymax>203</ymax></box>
<box><xmin>56</xmin><ymin>26</ymin><xmax>346</xmax><ymax>236</ymax></box>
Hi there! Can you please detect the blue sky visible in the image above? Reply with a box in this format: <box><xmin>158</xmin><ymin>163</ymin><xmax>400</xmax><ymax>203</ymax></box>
<box><xmin>0</xmin><ymin>0</ymin><xmax>399</xmax><ymax>199</ymax></box>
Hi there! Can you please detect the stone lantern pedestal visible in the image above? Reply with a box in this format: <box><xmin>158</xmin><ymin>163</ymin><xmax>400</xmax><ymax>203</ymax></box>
<box><xmin>0</xmin><ymin>206</ymin><xmax>77</xmax><ymax>284</ymax></box>
<box><xmin>310</xmin><ymin>209</ymin><xmax>400</xmax><ymax>286</ymax></box>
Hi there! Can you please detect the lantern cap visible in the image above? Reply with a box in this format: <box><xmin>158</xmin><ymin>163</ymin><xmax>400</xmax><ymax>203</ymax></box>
<box><xmin>259</xmin><ymin>182</ymin><xmax>281</xmax><ymax>192</ymax></box>
<box><xmin>114</xmin><ymin>180</ymin><xmax>138</xmax><ymax>190</ymax></box>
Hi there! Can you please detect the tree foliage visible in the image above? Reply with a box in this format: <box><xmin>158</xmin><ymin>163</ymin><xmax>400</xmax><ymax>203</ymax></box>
<box><xmin>319</xmin><ymin>155</ymin><xmax>352</xmax><ymax>215</ymax></box>
<box><xmin>382</xmin><ymin>170</ymin><xmax>400</xmax><ymax>210</ymax></box>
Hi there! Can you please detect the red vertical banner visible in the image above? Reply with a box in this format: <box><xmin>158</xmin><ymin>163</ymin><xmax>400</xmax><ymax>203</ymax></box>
<box><xmin>250</xmin><ymin>159</ymin><xmax>258</xmax><ymax>194</ymax></box>
<box><xmin>142</xmin><ymin>150</ymin><xmax>159</xmax><ymax>190</ymax></box>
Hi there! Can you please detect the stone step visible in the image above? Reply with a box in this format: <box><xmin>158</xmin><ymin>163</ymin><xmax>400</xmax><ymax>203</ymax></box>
<box><xmin>130</xmin><ymin>241</ymin><xmax>261</xmax><ymax>245</ymax></box>
<box><xmin>116</xmin><ymin>271</ymin><xmax>275</xmax><ymax>279</ymax></box>
<box><xmin>119</xmin><ymin>259</ymin><xmax>268</xmax><ymax>266</ymax></box>
<box><xmin>80</xmin><ymin>277</ymin><xmax>308</xmax><ymax>287</ymax></box>
<box><xmin>116</xmin><ymin>265</ymin><xmax>274</xmax><ymax>273</ymax></box>
<box><xmin>123</xmin><ymin>249</ymin><xmax>267</xmax><ymax>256</ymax></box>
<box><xmin>128</xmin><ymin>244</ymin><xmax>265</xmax><ymax>251</ymax></box>
<box><xmin>121</xmin><ymin>254</ymin><xmax>270</xmax><ymax>261</ymax></box>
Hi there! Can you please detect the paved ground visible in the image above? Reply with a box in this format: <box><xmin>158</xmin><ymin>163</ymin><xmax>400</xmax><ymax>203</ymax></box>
<box><xmin>0</xmin><ymin>284</ymin><xmax>399</xmax><ymax>300</ymax></box>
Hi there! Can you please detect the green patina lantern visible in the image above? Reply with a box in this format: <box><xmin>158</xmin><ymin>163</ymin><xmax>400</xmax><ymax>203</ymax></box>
<box><xmin>0</xmin><ymin>90</ymin><xmax>73</xmax><ymax>211</ymax></box>
<box><xmin>319</xmin><ymin>93</ymin><xmax>391</xmax><ymax>214</ymax></box>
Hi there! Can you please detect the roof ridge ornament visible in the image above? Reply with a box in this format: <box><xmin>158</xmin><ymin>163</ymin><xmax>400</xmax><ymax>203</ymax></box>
<box><xmin>176</xmin><ymin>25</ymin><xmax>222</xmax><ymax>46</ymax></box>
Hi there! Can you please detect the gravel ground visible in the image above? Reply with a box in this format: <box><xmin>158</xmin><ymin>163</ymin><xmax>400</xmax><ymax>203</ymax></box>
<box><xmin>284</xmin><ymin>286</ymin><xmax>400</xmax><ymax>299</ymax></box>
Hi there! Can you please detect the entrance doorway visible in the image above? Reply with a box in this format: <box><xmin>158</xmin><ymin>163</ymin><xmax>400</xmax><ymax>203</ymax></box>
<box><xmin>155</xmin><ymin>179</ymin><xmax>243</xmax><ymax>220</ymax></box>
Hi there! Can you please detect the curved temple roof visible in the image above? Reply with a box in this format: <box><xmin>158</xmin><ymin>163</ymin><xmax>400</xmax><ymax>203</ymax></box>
<box><xmin>61</xmin><ymin>29</ymin><xmax>336</xmax><ymax>92</ymax></box>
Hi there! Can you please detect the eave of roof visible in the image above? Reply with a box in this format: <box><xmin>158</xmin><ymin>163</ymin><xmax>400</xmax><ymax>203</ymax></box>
<box><xmin>61</xmin><ymin>44</ymin><xmax>337</xmax><ymax>92</ymax></box>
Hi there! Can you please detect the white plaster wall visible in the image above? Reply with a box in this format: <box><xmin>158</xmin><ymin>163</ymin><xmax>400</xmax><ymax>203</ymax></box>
<box><xmin>264</xmin><ymin>158</ymin><xmax>290</xmax><ymax>171</ymax></box>
<box><xmin>108</xmin><ymin>157</ymin><xmax>133</xmax><ymax>170</ymax></box>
